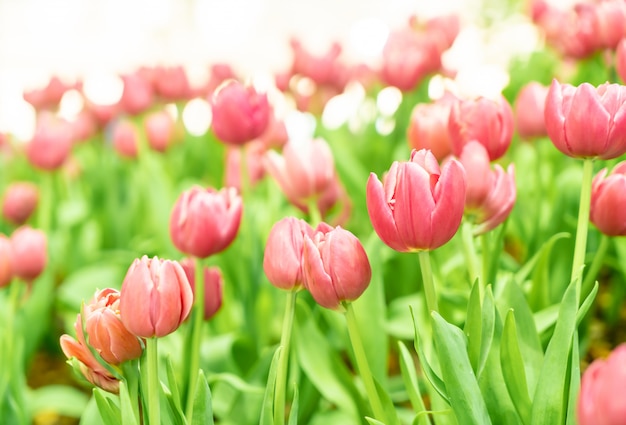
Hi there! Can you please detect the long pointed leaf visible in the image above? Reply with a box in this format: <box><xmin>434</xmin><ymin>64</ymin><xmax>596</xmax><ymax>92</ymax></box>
<box><xmin>501</xmin><ymin>310</ymin><xmax>532</xmax><ymax>425</ymax></box>
<box><xmin>260</xmin><ymin>347</ymin><xmax>281</xmax><ymax>425</ymax></box>
<box><xmin>398</xmin><ymin>341</ymin><xmax>430</xmax><ymax>425</ymax></box>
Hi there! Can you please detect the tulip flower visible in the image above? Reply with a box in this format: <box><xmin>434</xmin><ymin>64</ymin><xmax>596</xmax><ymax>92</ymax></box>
<box><xmin>367</xmin><ymin>149</ymin><xmax>466</xmax><ymax>252</ymax></box>
<box><xmin>111</xmin><ymin>119</ymin><xmax>139</xmax><ymax>159</ymax></box>
<box><xmin>26</xmin><ymin>113</ymin><xmax>74</xmax><ymax>171</ymax></box>
<box><xmin>180</xmin><ymin>258</ymin><xmax>225</xmax><ymax>320</ymax></box>
<box><xmin>170</xmin><ymin>186</ymin><xmax>243</xmax><ymax>258</ymax></box>
<box><xmin>0</xmin><ymin>234</ymin><xmax>12</xmax><ymax>288</ymax></box>
<box><xmin>448</xmin><ymin>94</ymin><xmax>514</xmax><ymax>160</ymax></box>
<box><xmin>263</xmin><ymin>217</ymin><xmax>315</xmax><ymax>291</ymax></box>
<box><xmin>144</xmin><ymin>110</ymin><xmax>174</xmax><ymax>152</ymax></box>
<box><xmin>119</xmin><ymin>256</ymin><xmax>193</xmax><ymax>338</ymax></box>
<box><xmin>210</xmin><ymin>80</ymin><xmax>270</xmax><ymax>145</ymax></box>
<box><xmin>514</xmin><ymin>81</ymin><xmax>549</xmax><ymax>140</ymax></box>
<box><xmin>153</xmin><ymin>65</ymin><xmax>191</xmax><ymax>101</ymax></box>
<box><xmin>590</xmin><ymin>162</ymin><xmax>626</xmax><ymax>236</ymax></box>
<box><xmin>119</xmin><ymin>72</ymin><xmax>154</xmax><ymax>115</ymax></box>
<box><xmin>224</xmin><ymin>141</ymin><xmax>267</xmax><ymax>192</ymax></box>
<box><xmin>459</xmin><ymin>141</ymin><xmax>516</xmax><ymax>234</ymax></box>
<box><xmin>578</xmin><ymin>343</ymin><xmax>626</xmax><ymax>425</ymax></box>
<box><xmin>10</xmin><ymin>226</ymin><xmax>47</xmax><ymax>281</ymax></box>
<box><xmin>544</xmin><ymin>79</ymin><xmax>626</xmax><ymax>159</ymax></box>
<box><xmin>2</xmin><ymin>182</ymin><xmax>39</xmax><ymax>225</ymax></box>
<box><xmin>407</xmin><ymin>95</ymin><xmax>456</xmax><ymax>161</ymax></box>
<box><xmin>618</xmin><ymin>39</ymin><xmax>626</xmax><ymax>85</ymax></box>
<box><xmin>302</xmin><ymin>223</ymin><xmax>371</xmax><ymax>310</ymax></box>
<box><xmin>23</xmin><ymin>76</ymin><xmax>69</xmax><ymax>110</ymax></box>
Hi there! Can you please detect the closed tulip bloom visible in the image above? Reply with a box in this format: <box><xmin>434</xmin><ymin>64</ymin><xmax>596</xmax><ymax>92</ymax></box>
<box><xmin>545</xmin><ymin>79</ymin><xmax>626</xmax><ymax>159</ymax></box>
<box><xmin>302</xmin><ymin>224</ymin><xmax>371</xmax><ymax>310</ymax></box>
<box><xmin>144</xmin><ymin>110</ymin><xmax>174</xmax><ymax>152</ymax></box>
<box><xmin>153</xmin><ymin>65</ymin><xmax>191</xmax><ymax>101</ymax></box>
<box><xmin>449</xmin><ymin>94</ymin><xmax>514</xmax><ymax>160</ymax></box>
<box><xmin>26</xmin><ymin>113</ymin><xmax>74</xmax><ymax>171</ymax></box>
<box><xmin>2</xmin><ymin>182</ymin><xmax>39</xmax><ymax>225</ymax></box>
<box><xmin>170</xmin><ymin>186</ymin><xmax>243</xmax><ymax>258</ymax></box>
<box><xmin>10</xmin><ymin>226</ymin><xmax>47</xmax><ymax>281</ymax></box>
<box><xmin>119</xmin><ymin>72</ymin><xmax>154</xmax><ymax>115</ymax></box>
<box><xmin>0</xmin><ymin>235</ymin><xmax>12</xmax><ymax>288</ymax></box>
<box><xmin>111</xmin><ymin>119</ymin><xmax>139</xmax><ymax>159</ymax></box>
<box><xmin>578</xmin><ymin>343</ymin><xmax>626</xmax><ymax>425</ymax></box>
<box><xmin>459</xmin><ymin>142</ymin><xmax>516</xmax><ymax>234</ymax></box>
<box><xmin>263</xmin><ymin>217</ymin><xmax>315</xmax><ymax>291</ymax></box>
<box><xmin>211</xmin><ymin>80</ymin><xmax>270</xmax><ymax>145</ymax></box>
<box><xmin>120</xmin><ymin>256</ymin><xmax>193</xmax><ymax>338</ymax></box>
<box><xmin>514</xmin><ymin>81</ymin><xmax>549</xmax><ymax>140</ymax></box>
<box><xmin>407</xmin><ymin>97</ymin><xmax>455</xmax><ymax>161</ymax></box>
<box><xmin>367</xmin><ymin>149</ymin><xmax>466</xmax><ymax>252</ymax></box>
<box><xmin>590</xmin><ymin>162</ymin><xmax>626</xmax><ymax>236</ymax></box>
<box><xmin>180</xmin><ymin>258</ymin><xmax>225</xmax><ymax>320</ymax></box>
<box><xmin>263</xmin><ymin>138</ymin><xmax>335</xmax><ymax>205</ymax></box>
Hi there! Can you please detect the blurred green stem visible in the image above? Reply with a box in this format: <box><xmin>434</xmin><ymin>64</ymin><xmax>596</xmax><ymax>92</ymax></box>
<box><xmin>418</xmin><ymin>251</ymin><xmax>438</xmax><ymax>314</ymax></box>
<box><xmin>571</xmin><ymin>158</ymin><xmax>594</xmax><ymax>299</ymax></box>
<box><xmin>307</xmin><ymin>200</ymin><xmax>322</xmax><ymax>226</ymax></box>
<box><xmin>480</xmin><ymin>233</ymin><xmax>490</xmax><ymax>287</ymax></box>
<box><xmin>461</xmin><ymin>221</ymin><xmax>480</xmax><ymax>287</ymax></box>
<box><xmin>273</xmin><ymin>290</ymin><xmax>298</xmax><ymax>425</ymax></box>
<box><xmin>239</xmin><ymin>145</ymin><xmax>250</xmax><ymax>197</ymax></box>
<box><xmin>582</xmin><ymin>234</ymin><xmax>609</xmax><ymax>298</ymax></box>
<box><xmin>344</xmin><ymin>302</ymin><xmax>389</xmax><ymax>424</ymax></box>
<box><xmin>146</xmin><ymin>337</ymin><xmax>160</xmax><ymax>425</ymax></box>
<box><xmin>185</xmin><ymin>256</ymin><xmax>205</xmax><ymax>422</ymax></box>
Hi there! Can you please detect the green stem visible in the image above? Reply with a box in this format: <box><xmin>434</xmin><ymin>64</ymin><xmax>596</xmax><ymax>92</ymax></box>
<box><xmin>146</xmin><ymin>338</ymin><xmax>160</xmax><ymax>425</ymax></box>
<box><xmin>307</xmin><ymin>200</ymin><xmax>322</xmax><ymax>226</ymax></box>
<box><xmin>481</xmin><ymin>233</ymin><xmax>490</xmax><ymax>288</ymax></box>
<box><xmin>239</xmin><ymin>145</ymin><xmax>250</xmax><ymax>197</ymax></box>
<box><xmin>418</xmin><ymin>251</ymin><xmax>439</xmax><ymax>314</ymax></box>
<box><xmin>461</xmin><ymin>221</ymin><xmax>480</xmax><ymax>286</ymax></box>
<box><xmin>581</xmin><ymin>234</ymin><xmax>609</xmax><ymax>298</ymax></box>
<box><xmin>344</xmin><ymin>302</ymin><xmax>389</xmax><ymax>424</ymax></box>
<box><xmin>185</xmin><ymin>257</ymin><xmax>205</xmax><ymax>421</ymax></box>
<box><xmin>571</xmin><ymin>158</ymin><xmax>594</xmax><ymax>300</ymax></box>
<box><xmin>273</xmin><ymin>291</ymin><xmax>298</xmax><ymax>425</ymax></box>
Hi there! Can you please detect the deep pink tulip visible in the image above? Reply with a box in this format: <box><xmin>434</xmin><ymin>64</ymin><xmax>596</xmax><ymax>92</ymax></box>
<box><xmin>449</xmin><ymin>94</ymin><xmax>514</xmax><ymax>160</ymax></box>
<box><xmin>0</xmin><ymin>235</ymin><xmax>12</xmax><ymax>288</ymax></box>
<box><xmin>263</xmin><ymin>217</ymin><xmax>315</xmax><ymax>291</ymax></box>
<box><xmin>170</xmin><ymin>186</ymin><xmax>243</xmax><ymax>258</ymax></box>
<box><xmin>210</xmin><ymin>80</ymin><xmax>270</xmax><ymax>145</ymax></box>
<box><xmin>2</xmin><ymin>182</ymin><xmax>39</xmax><ymax>225</ymax></box>
<box><xmin>26</xmin><ymin>113</ymin><xmax>74</xmax><ymax>171</ymax></box>
<box><xmin>119</xmin><ymin>72</ymin><xmax>154</xmax><ymax>115</ymax></box>
<box><xmin>545</xmin><ymin>79</ymin><xmax>626</xmax><ymax>159</ymax></box>
<box><xmin>112</xmin><ymin>119</ymin><xmax>139</xmax><ymax>159</ymax></box>
<box><xmin>302</xmin><ymin>223</ymin><xmax>371</xmax><ymax>310</ymax></box>
<box><xmin>153</xmin><ymin>65</ymin><xmax>191</xmax><ymax>101</ymax></box>
<box><xmin>263</xmin><ymin>138</ymin><xmax>335</xmax><ymax>205</ymax></box>
<box><xmin>407</xmin><ymin>96</ymin><xmax>455</xmax><ymax>161</ymax></box>
<box><xmin>578</xmin><ymin>344</ymin><xmax>626</xmax><ymax>425</ymax></box>
<box><xmin>180</xmin><ymin>258</ymin><xmax>224</xmax><ymax>320</ymax></box>
<box><xmin>144</xmin><ymin>110</ymin><xmax>174</xmax><ymax>152</ymax></box>
<box><xmin>590</xmin><ymin>162</ymin><xmax>626</xmax><ymax>236</ymax></box>
<box><xmin>367</xmin><ymin>149</ymin><xmax>466</xmax><ymax>252</ymax></box>
<box><xmin>617</xmin><ymin>39</ymin><xmax>626</xmax><ymax>85</ymax></box>
<box><xmin>459</xmin><ymin>142</ymin><xmax>516</xmax><ymax>234</ymax></box>
<box><xmin>514</xmin><ymin>81</ymin><xmax>549</xmax><ymax>140</ymax></box>
<box><xmin>119</xmin><ymin>256</ymin><xmax>193</xmax><ymax>338</ymax></box>
<box><xmin>10</xmin><ymin>226</ymin><xmax>47</xmax><ymax>281</ymax></box>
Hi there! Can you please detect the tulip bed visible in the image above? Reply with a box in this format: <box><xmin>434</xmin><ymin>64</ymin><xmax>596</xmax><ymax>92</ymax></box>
<box><xmin>2</xmin><ymin>2</ymin><xmax>626</xmax><ymax>425</ymax></box>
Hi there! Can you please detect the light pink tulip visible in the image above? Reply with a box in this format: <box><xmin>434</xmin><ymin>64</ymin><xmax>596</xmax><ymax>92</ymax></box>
<box><xmin>112</xmin><ymin>119</ymin><xmax>139</xmax><ymax>159</ymax></box>
<box><xmin>26</xmin><ymin>113</ymin><xmax>74</xmax><ymax>171</ymax></box>
<box><xmin>144</xmin><ymin>110</ymin><xmax>174</xmax><ymax>152</ymax></box>
<box><xmin>407</xmin><ymin>96</ymin><xmax>455</xmax><ymax>161</ymax></box>
<box><xmin>514</xmin><ymin>81</ymin><xmax>549</xmax><ymax>140</ymax></box>
<box><xmin>10</xmin><ymin>226</ymin><xmax>47</xmax><ymax>281</ymax></box>
<box><xmin>591</xmin><ymin>161</ymin><xmax>626</xmax><ymax>236</ymax></box>
<box><xmin>2</xmin><ymin>182</ymin><xmax>39</xmax><ymax>225</ymax></box>
<box><xmin>180</xmin><ymin>258</ymin><xmax>225</xmax><ymax>320</ymax></box>
<box><xmin>119</xmin><ymin>72</ymin><xmax>154</xmax><ymax>115</ymax></box>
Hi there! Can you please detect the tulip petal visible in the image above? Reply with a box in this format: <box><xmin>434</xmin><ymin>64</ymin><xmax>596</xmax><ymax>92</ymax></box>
<box><xmin>591</xmin><ymin>175</ymin><xmax>626</xmax><ymax>235</ymax></box>
<box><xmin>564</xmin><ymin>83</ymin><xmax>610</xmax><ymax>157</ymax></box>
<box><xmin>545</xmin><ymin>80</ymin><xmax>569</xmax><ymax>155</ymax></box>
<box><xmin>303</xmin><ymin>236</ymin><xmax>339</xmax><ymax>309</ymax></box>
<box><xmin>430</xmin><ymin>159</ymin><xmax>466</xmax><ymax>249</ymax></box>
<box><xmin>366</xmin><ymin>173</ymin><xmax>407</xmax><ymax>251</ymax></box>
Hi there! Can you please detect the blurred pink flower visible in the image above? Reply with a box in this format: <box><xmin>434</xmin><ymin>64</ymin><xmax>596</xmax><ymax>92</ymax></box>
<box><xmin>514</xmin><ymin>81</ymin><xmax>549</xmax><ymax>140</ymax></box>
<box><xmin>180</xmin><ymin>258</ymin><xmax>224</xmax><ymax>320</ymax></box>
<box><xmin>26</xmin><ymin>113</ymin><xmax>74</xmax><ymax>171</ymax></box>
<box><xmin>10</xmin><ymin>226</ymin><xmax>47</xmax><ymax>282</ymax></box>
<box><xmin>2</xmin><ymin>182</ymin><xmax>39</xmax><ymax>225</ymax></box>
<box><xmin>591</xmin><ymin>161</ymin><xmax>626</xmax><ymax>236</ymax></box>
<box><xmin>0</xmin><ymin>234</ymin><xmax>13</xmax><ymax>288</ymax></box>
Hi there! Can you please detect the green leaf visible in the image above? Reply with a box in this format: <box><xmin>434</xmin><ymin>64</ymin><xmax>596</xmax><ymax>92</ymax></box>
<box><xmin>366</xmin><ymin>418</ymin><xmax>386</xmax><ymax>425</ymax></box>
<box><xmin>93</xmin><ymin>389</ymin><xmax>122</xmax><ymax>425</ymax></box>
<box><xmin>260</xmin><ymin>347</ymin><xmax>281</xmax><ymax>425</ymax></box>
<box><xmin>191</xmin><ymin>370</ymin><xmax>214</xmax><ymax>425</ymax></box>
<box><xmin>514</xmin><ymin>233</ymin><xmax>569</xmax><ymax>298</ymax></box>
<box><xmin>287</xmin><ymin>384</ymin><xmax>299</xmax><ymax>425</ymax></box>
<box><xmin>477</xmin><ymin>287</ymin><xmax>496</xmax><ymax>380</ymax></box>
<box><xmin>397</xmin><ymin>341</ymin><xmax>429</xmax><ymax>424</ymax></box>
<box><xmin>410</xmin><ymin>308</ymin><xmax>447</xmax><ymax>403</ymax></box>
<box><xmin>431</xmin><ymin>312</ymin><xmax>491</xmax><ymax>425</ymax></box>
<box><xmin>500</xmin><ymin>310</ymin><xmax>532</xmax><ymax>425</ymax></box>
<box><xmin>119</xmin><ymin>380</ymin><xmax>139</xmax><ymax>425</ymax></box>
<box><xmin>164</xmin><ymin>356</ymin><xmax>184</xmax><ymax>416</ymax></box>
<box><xmin>79</xmin><ymin>395</ymin><xmax>106</xmax><ymax>425</ymax></box>
<box><xmin>27</xmin><ymin>384</ymin><xmax>89</xmax><ymax>418</ymax></box>
<box><xmin>464</xmin><ymin>281</ymin><xmax>482</xmax><ymax>374</ymax></box>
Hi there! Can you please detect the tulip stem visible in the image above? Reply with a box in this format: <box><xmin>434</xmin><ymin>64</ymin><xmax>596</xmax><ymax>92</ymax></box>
<box><xmin>239</xmin><ymin>146</ymin><xmax>250</xmax><ymax>197</ymax></box>
<box><xmin>307</xmin><ymin>200</ymin><xmax>322</xmax><ymax>226</ymax></box>
<box><xmin>582</xmin><ymin>234</ymin><xmax>609</xmax><ymax>299</ymax></box>
<box><xmin>571</xmin><ymin>158</ymin><xmax>594</xmax><ymax>300</ymax></box>
<box><xmin>418</xmin><ymin>251</ymin><xmax>439</xmax><ymax>314</ymax></box>
<box><xmin>461</xmin><ymin>221</ymin><xmax>480</xmax><ymax>287</ymax></box>
<box><xmin>146</xmin><ymin>337</ymin><xmax>160</xmax><ymax>425</ymax></box>
<box><xmin>344</xmin><ymin>302</ymin><xmax>389</xmax><ymax>424</ymax></box>
<box><xmin>185</xmin><ymin>257</ymin><xmax>205</xmax><ymax>422</ymax></box>
<box><xmin>273</xmin><ymin>290</ymin><xmax>298</xmax><ymax>425</ymax></box>
<box><xmin>481</xmin><ymin>233</ymin><xmax>490</xmax><ymax>287</ymax></box>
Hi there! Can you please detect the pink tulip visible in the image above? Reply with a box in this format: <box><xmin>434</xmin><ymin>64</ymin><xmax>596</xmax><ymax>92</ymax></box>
<box><xmin>578</xmin><ymin>343</ymin><xmax>626</xmax><ymax>425</ymax></box>
<box><xmin>449</xmin><ymin>94</ymin><xmax>514</xmax><ymax>161</ymax></box>
<box><xmin>0</xmin><ymin>234</ymin><xmax>12</xmax><ymax>288</ymax></box>
<box><xmin>26</xmin><ymin>113</ymin><xmax>74</xmax><ymax>171</ymax></box>
<box><xmin>119</xmin><ymin>256</ymin><xmax>193</xmax><ymax>338</ymax></box>
<box><xmin>144</xmin><ymin>110</ymin><xmax>174</xmax><ymax>152</ymax></box>
<box><xmin>112</xmin><ymin>119</ymin><xmax>139</xmax><ymax>159</ymax></box>
<box><xmin>211</xmin><ymin>80</ymin><xmax>270</xmax><ymax>145</ymax></box>
<box><xmin>514</xmin><ymin>81</ymin><xmax>549</xmax><ymax>140</ymax></box>
<box><xmin>290</xmin><ymin>39</ymin><xmax>347</xmax><ymax>89</ymax></box>
<box><xmin>10</xmin><ymin>226</ymin><xmax>47</xmax><ymax>281</ymax></box>
<box><xmin>459</xmin><ymin>142</ymin><xmax>516</xmax><ymax>234</ymax></box>
<box><xmin>590</xmin><ymin>162</ymin><xmax>626</xmax><ymax>236</ymax></box>
<box><xmin>180</xmin><ymin>258</ymin><xmax>225</xmax><ymax>320</ymax></box>
<box><xmin>263</xmin><ymin>217</ymin><xmax>315</xmax><ymax>291</ymax></box>
<box><xmin>2</xmin><ymin>182</ymin><xmax>39</xmax><ymax>225</ymax></box>
<box><xmin>617</xmin><ymin>39</ymin><xmax>626</xmax><ymax>85</ymax></box>
<box><xmin>263</xmin><ymin>138</ymin><xmax>335</xmax><ymax>206</ymax></box>
<box><xmin>119</xmin><ymin>72</ymin><xmax>154</xmax><ymax>115</ymax></box>
<box><xmin>153</xmin><ymin>65</ymin><xmax>191</xmax><ymax>101</ymax></box>
<box><xmin>367</xmin><ymin>149</ymin><xmax>466</xmax><ymax>252</ymax></box>
<box><xmin>23</xmin><ymin>76</ymin><xmax>70</xmax><ymax>110</ymax></box>
<box><xmin>544</xmin><ymin>79</ymin><xmax>626</xmax><ymax>159</ymax></box>
<box><xmin>302</xmin><ymin>223</ymin><xmax>371</xmax><ymax>310</ymax></box>
<box><xmin>224</xmin><ymin>141</ymin><xmax>267</xmax><ymax>192</ymax></box>
<box><xmin>170</xmin><ymin>186</ymin><xmax>243</xmax><ymax>258</ymax></box>
<box><xmin>407</xmin><ymin>96</ymin><xmax>455</xmax><ymax>161</ymax></box>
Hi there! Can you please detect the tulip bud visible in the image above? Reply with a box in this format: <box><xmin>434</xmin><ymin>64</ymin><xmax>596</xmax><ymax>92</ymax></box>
<box><xmin>26</xmin><ymin>113</ymin><xmax>74</xmax><ymax>171</ymax></box>
<box><xmin>111</xmin><ymin>119</ymin><xmax>139</xmax><ymax>159</ymax></box>
<box><xmin>170</xmin><ymin>186</ymin><xmax>243</xmax><ymax>258</ymax></box>
<box><xmin>407</xmin><ymin>97</ymin><xmax>455</xmax><ymax>161</ymax></box>
<box><xmin>119</xmin><ymin>256</ymin><xmax>193</xmax><ymax>338</ymax></box>
<box><xmin>545</xmin><ymin>79</ymin><xmax>626</xmax><ymax>159</ymax></box>
<box><xmin>180</xmin><ymin>258</ymin><xmax>224</xmax><ymax>320</ymax></box>
<box><xmin>302</xmin><ymin>224</ymin><xmax>371</xmax><ymax>310</ymax></box>
<box><xmin>153</xmin><ymin>65</ymin><xmax>191</xmax><ymax>101</ymax></box>
<box><xmin>590</xmin><ymin>162</ymin><xmax>626</xmax><ymax>236</ymax></box>
<box><xmin>144</xmin><ymin>110</ymin><xmax>175</xmax><ymax>152</ymax></box>
<box><xmin>119</xmin><ymin>72</ymin><xmax>154</xmax><ymax>115</ymax></box>
<box><xmin>367</xmin><ymin>149</ymin><xmax>466</xmax><ymax>252</ymax></box>
<box><xmin>263</xmin><ymin>217</ymin><xmax>315</xmax><ymax>291</ymax></box>
<box><xmin>0</xmin><ymin>234</ymin><xmax>13</xmax><ymax>288</ymax></box>
<box><xmin>448</xmin><ymin>94</ymin><xmax>514</xmax><ymax>161</ymax></box>
<box><xmin>578</xmin><ymin>343</ymin><xmax>626</xmax><ymax>425</ymax></box>
<box><xmin>514</xmin><ymin>81</ymin><xmax>549</xmax><ymax>140</ymax></box>
<box><xmin>211</xmin><ymin>80</ymin><xmax>270</xmax><ymax>145</ymax></box>
<box><xmin>10</xmin><ymin>226</ymin><xmax>47</xmax><ymax>281</ymax></box>
<box><xmin>2</xmin><ymin>182</ymin><xmax>39</xmax><ymax>225</ymax></box>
